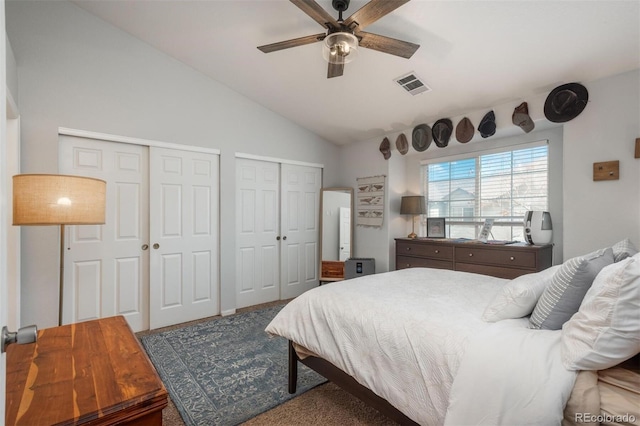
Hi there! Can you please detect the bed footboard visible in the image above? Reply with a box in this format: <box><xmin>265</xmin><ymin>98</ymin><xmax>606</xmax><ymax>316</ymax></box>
<box><xmin>287</xmin><ymin>340</ymin><xmax>419</xmax><ymax>425</ymax></box>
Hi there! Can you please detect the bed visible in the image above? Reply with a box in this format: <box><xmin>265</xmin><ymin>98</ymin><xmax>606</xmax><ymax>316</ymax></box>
<box><xmin>266</xmin><ymin>244</ymin><xmax>640</xmax><ymax>425</ymax></box>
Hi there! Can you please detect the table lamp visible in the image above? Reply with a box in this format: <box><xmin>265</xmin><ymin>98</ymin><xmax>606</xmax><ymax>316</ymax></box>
<box><xmin>400</xmin><ymin>195</ymin><xmax>426</xmax><ymax>239</ymax></box>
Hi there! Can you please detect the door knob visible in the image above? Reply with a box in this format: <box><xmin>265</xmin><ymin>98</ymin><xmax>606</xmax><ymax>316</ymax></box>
<box><xmin>276</xmin><ymin>236</ymin><xmax>281</xmax><ymax>241</ymax></box>
<box><xmin>1</xmin><ymin>325</ymin><xmax>37</xmax><ymax>353</ymax></box>
<box><xmin>153</xmin><ymin>243</ymin><xmax>160</xmax><ymax>249</ymax></box>
<box><xmin>142</xmin><ymin>244</ymin><xmax>149</xmax><ymax>250</ymax></box>
<box><xmin>283</xmin><ymin>236</ymin><xmax>287</xmax><ymax>240</ymax></box>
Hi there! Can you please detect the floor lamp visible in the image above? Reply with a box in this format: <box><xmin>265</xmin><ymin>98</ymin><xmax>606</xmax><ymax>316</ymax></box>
<box><xmin>400</xmin><ymin>195</ymin><xmax>426</xmax><ymax>239</ymax></box>
<box><xmin>12</xmin><ymin>174</ymin><xmax>106</xmax><ymax>326</ymax></box>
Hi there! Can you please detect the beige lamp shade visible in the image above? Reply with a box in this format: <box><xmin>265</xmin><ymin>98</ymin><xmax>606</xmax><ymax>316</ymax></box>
<box><xmin>400</xmin><ymin>196</ymin><xmax>426</xmax><ymax>215</ymax></box>
<box><xmin>13</xmin><ymin>174</ymin><xmax>106</xmax><ymax>225</ymax></box>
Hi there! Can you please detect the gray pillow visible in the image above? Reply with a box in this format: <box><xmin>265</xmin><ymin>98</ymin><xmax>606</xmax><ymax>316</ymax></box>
<box><xmin>611</xmin><ymin>238</ymin><xmax>638</xmax><ymax>262</ymax></box>
<box><xmin>529</xmin><ymin>248</ymin><xmax>614</xmax><ymax>330</ymax></box>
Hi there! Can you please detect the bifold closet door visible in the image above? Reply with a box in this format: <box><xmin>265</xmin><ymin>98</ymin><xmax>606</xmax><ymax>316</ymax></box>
<box><xmin>236</xmin><ymin>159</ymin><xmax>320</xmax><ymax>308</ymax></box>
<box><xmin>149</xmin><ymin>147</ymin><xmax>219</xmax><ymax>329</ymax></box>
<box><xmin>59</xmin><ymin>136</ymin><xmax>220</xmax><ymax>332</ymax></box>
<box><xmin>59</xmin><ymin>136</ymin><xmax>150</xmax><ymax>331</ymax></box>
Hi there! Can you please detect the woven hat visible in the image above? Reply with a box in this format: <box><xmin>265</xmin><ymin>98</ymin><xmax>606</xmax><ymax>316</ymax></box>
<box><xmin>478</xmin><ymin>110</ymin><xmax>496</xmax><ymax>138</ymax></box>
<box><xmin>432</xmin><ymin>119</ymin><xmax>453</xmax><ymax>148</ymax></box>
<box><xmin>396</xmin><ymin>133</ymin><xmax>409</xmax><ymax>155</ymax></box>
<box><xmin>412</xmin><ymin>124</ymin><xmax>432</xmax><ymax>152</ymax></box>
<box><xmin>379</xmin><ymin>137</ymin><xmax>391</xmax><ymax>160</ymax></box>
<box><xmin>544</xmin><ymin>82</ymin><xmax>588</xmax><ymax>123</ymax></box>
<box><xmin>512</xmin><ymin>102</ymin><xmax>535</xmax><ymax>133</ymax></box>
<box><xmin>455</xmin><ymin>117</ymin><xmax>474</xmax><ymax>143</ymax></box>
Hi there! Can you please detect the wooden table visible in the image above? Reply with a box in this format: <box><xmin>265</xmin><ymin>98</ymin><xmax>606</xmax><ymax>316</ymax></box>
<box><xmin>6</xmin><ymin>316</ymin><xmax>168</xmax><ymax>425</ymax></box>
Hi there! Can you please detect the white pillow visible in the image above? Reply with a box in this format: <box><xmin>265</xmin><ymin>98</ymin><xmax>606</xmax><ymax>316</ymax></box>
<box><xmin>482</xmin><ymin>265</ymin><xmax>561</xmax><ymax>322</ymax></box>
<box><xmin>561</xmin><ymin>253</ymin><xmax>640</xmax><ymax>370</ymax></box>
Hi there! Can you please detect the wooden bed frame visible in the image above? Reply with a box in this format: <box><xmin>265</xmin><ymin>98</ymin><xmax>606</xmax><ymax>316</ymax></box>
<box><xmin>287</xmin><ymin>340</ymin><xmax>419</xmax><ymax>425</ymax></box>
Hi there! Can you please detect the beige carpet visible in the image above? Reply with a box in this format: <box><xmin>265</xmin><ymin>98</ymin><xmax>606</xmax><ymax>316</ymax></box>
<box><xmin>160</xmin><ymin>381</ymin><xmax>396</xmax><ymax>426</ymax></box>
<box><xmin>138</xmin><ymin>301</ymin><xmax>398</xmax><ymax>425</ymax></box>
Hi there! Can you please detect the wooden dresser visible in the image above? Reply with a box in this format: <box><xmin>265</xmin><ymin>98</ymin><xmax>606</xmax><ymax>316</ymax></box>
<box><xmin>6</xmin><ymin>316</ymin><xmax>168</xmax><ymax>425</ymax></box>
<box><xmin>395</xmin><ymin>238</ymin><xmax>553</xmax><ymax>279</ymax></box>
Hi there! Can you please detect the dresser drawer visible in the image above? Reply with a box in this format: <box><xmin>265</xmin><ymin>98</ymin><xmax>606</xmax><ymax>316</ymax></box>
<box><xmin>396</xmin><ymin>241</ymin><xmax>453</xmax><ymax>260</ymax></box>
<box><xmin>456</xmin><ymin>262</ymin><xmax>532</xmax><ymax>279</ymax></box>
<box><xmin>396</xmin><ymin>255</ymin><xmax>452</xmax><ymax>270</ymax></box>
<box><xmin>454</xmin><ymin>246</ymin><xmax>537</xmax><ymax>269</ymax></box>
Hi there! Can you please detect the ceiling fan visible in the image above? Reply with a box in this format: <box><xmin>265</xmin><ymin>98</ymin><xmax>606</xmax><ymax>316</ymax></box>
<box><xmin>257</xmin><ymin>0</ymin><xmax>420</xmax><ymax>78</ymax></box>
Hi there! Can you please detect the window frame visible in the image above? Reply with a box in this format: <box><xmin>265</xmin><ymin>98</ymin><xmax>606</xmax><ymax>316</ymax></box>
<box><xmin>420</xmin><ymin>140</ymin><xmax>549</xmax><ymax>241</ymax></box>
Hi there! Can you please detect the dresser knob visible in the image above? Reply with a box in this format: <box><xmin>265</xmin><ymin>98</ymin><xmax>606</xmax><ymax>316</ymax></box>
<box><xmin>406</xmin><ymin>264</ymin><xmax>410</xmax><ymax>267</ymax></box>
<box><xmin>510</xmin><ymin>256</ymin><xmax>515</xmax><ymax>261</ymax></box>
<box><xmin>406</xmin><ymin>247</ymin><xmax>411</xmax><ymax>251</ymax></box>
<box><xmin>434</xmin><ymin>250</ymin><xmax>439</xmax><ymax>254</ymax></box>
<box><xmin>469</xmin><ymin>253</ymin><xmax>473</xmax><ymax>257</ymax></box>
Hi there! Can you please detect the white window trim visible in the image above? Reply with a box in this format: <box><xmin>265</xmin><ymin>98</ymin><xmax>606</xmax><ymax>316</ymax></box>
<box><xmin>420</xmin><ymin>139</ymin><xmax>548</xmax><ymax>166</ymax></box>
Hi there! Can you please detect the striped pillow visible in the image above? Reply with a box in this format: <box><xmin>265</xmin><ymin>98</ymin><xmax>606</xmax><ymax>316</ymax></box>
<box><xmin>529</xmin><ymin>248</ymin><xmax>614</xmax><ymax>330</ymax></box>
<box><xmin>612</xmin><ymin>238</ymin><xmax>638</xmax><ymax>262</ymax></box>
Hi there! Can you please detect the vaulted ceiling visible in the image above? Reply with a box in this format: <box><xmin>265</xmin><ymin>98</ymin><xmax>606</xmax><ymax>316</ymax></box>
<box><xmin>72</xmin><ymin>0</ymin><xmax>640</xmax><ymax>145</ymax></box>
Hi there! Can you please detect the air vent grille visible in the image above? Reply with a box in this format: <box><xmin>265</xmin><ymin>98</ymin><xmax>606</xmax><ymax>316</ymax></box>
<box><xmin>394</xmin><ymin>73</ymin><xmax>431</xmax><ymax>96</ymax></box>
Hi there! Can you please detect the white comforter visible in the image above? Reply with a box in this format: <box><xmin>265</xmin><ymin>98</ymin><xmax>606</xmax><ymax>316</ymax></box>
<box><xmin>265</xmin><ymin>267</ymin><xmax>577</xmax><ymax>425</ymax></box>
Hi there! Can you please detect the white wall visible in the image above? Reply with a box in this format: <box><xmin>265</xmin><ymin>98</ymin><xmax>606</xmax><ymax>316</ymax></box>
<box><xmin>6</xmin><ymin>1</ymin><xmax>342</xmax><ymax>328</ymax></box>
<box><xmin>338</xmin><ymin>70</ymin><xmax>640</xmax><ymax>269</ymax></box>
<box><xmin>336</xmin><ymin>137</ymin><xmax>407</xmax><ymax>272</ymax></box>
<box><xmin>563</xmin><ymin>70</ymin><xmax>640</xmax><ymax>258</ymax></box>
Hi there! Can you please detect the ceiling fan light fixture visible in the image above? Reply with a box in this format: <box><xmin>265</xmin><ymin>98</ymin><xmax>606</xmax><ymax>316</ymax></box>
<box><xmin>322</xmin><ymin>32</ymin><xmax>358</xmax><ymax>64</ymax></box>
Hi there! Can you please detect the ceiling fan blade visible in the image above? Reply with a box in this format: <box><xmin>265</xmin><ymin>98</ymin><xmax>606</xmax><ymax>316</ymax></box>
<box><xmin>258</xmin><ymin>33</ymin><xmax>326</xmax><ymax>53</ymax></box>
<box><xmin>327</xmin><ymin>61</ymin><xmax>344</xmax><ymax>78</ymax></box>
<box><xmin>344</xmin><ymin>0</ymin><xmax>410</xmax><ymax>30</ymax></box>
<box><xmin>357</xmin><ymin>31</ymin><xmax>419</xmax><ymax>59</ymax></box>
<box><xmin>290</xmin><ymin>0</ymin><xmax>340</xmax><ymax>30</ymax></box>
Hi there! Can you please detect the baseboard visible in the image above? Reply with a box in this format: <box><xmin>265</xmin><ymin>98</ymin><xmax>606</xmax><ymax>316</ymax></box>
<box><xmin>221</xmin><ymin>309</ymin><xmax>236</xmax><ymax>316</ymax></box>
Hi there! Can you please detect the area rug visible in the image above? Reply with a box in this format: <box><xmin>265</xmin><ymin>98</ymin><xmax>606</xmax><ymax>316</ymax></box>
<box><xmin>140</xmin><ymin>305</ymin><xmax>327</xmax><ymax>426</ymax></box>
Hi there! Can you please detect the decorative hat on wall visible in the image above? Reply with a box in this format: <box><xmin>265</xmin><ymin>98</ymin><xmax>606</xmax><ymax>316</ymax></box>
<box><xmin>412</xmin><ymin>124</ymin><xmax>432</xmax><ymax>152</ymax></box>
<box><xmin>379</xmin><ymin>137</ymin><xmax>391</xmax><ymax>160</ymax></box>
<box><xmin>455</xmin><ymin>117</ymin><xmax>474</xmax><ymax>143</ymax></box>
<box><xmin>396</xmin><ymin>133</ymin><xmax>409</xmax><ymax>155</ymax></box>
<box><xmin>512</xmin><ymin>102</ymin><xmax>535</xmax><ymax>133</ymax></box>
<box><xmin>478</xmin><ymin>110</ymin><xmax>496</xmax><ymax>138</ymax></box>
<box><xmin>432</xmin><ymin>119</ymin><xmax>453</xmax><ymax>148</ymax></box>
<box><xmin>544</xmin><ymin>82</ymin><xmax>589</xmax><ymax>123</ymax></box>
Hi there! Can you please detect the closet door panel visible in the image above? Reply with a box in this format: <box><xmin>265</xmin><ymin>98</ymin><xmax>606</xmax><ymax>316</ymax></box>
<box><xmin>235</xmin><ymin>159</ymin><xmax>280</xmax><ymax>308</ymax></box>
<box><xmin>59</xmin><ymin>136</ymin><xmax>149</xmax><ymax>331</ymax></box>
<box><xmin>280</xmin><ymin>164</ymin><xmax>321</xmax><ymax>300</ymax></box>
<box><xmin>149</xmin><ymin>147</ymin><xmax>219</xmax><ymax>329</ymax></box>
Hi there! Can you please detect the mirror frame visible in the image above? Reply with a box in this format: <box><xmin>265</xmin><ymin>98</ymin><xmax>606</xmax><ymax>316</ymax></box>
<box><xmin>319</xmin><ymin>187</ymin><xmax>354</xmax><ymax>267</ymax></box>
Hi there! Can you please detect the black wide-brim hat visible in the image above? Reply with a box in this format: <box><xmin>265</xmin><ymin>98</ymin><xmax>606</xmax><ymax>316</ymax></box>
<box><xmin>432</xmin><ymin>118</ymin><xmax>453</xmax><ymax>148</ymax></box>
<box><xmin>544</xmin><ymin>83</ymin><xmax>589</xmax><ymax>123</ymax></box>
<box><xmin>412</xmin><ymin>124</ymin><xmax>432</xmax><ymax>152</ymax></box>
<box><xmin>478</xmin><ymin>110</ymin><xmax>496</xmax><ymax>138</ymax></box>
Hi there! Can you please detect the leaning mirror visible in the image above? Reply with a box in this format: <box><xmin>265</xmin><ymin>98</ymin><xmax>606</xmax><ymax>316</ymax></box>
<box><xmin>319</xmin><ymin>187</ymin><xmax>354</xmax><ymax>283</ymax></box>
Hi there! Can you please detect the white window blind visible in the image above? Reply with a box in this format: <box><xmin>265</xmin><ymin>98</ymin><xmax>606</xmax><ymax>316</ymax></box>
<box><xmin>421</xmin><ymin>141</ymin><xmax>549</xmax><ymax>241</ymax></box>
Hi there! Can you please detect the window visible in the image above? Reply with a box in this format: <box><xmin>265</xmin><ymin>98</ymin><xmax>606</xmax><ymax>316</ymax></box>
<box><xmin>421</xmin><ymin>142</ymin><xmax>548</xmax><ymax>241</ymax></box>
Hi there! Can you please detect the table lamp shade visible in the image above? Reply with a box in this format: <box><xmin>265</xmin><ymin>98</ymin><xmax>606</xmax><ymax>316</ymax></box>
<box><xmin>400</xmin><ymin>196</ymin><xmax>426</xmax><ymax>215</ymax></box>
<box><xmin>13</xmin><ymin>174</ymin><xmax>106</xmax><ymax>225</ymax></box>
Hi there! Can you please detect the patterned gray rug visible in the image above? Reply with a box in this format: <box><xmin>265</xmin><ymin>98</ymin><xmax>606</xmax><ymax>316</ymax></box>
<box><xmin>140</xmin><ymin>305</ymin><xmax>326</xmax><ymax>426</ymax></box>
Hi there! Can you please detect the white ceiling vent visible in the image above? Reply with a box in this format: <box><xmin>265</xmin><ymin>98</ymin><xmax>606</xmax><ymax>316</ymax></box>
<box><xmin>394</xmin><ymin>72</ymin><xmax>431</xmax><ymax>96</ymax></box>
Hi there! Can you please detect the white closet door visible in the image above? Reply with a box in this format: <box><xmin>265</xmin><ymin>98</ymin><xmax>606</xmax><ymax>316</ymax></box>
<box><xmin>149</xmin><ymin>147</ymin><xmax>219</xmax><ymax>329</ymax></box>
<box><xmin>59</xmin><ymin>136</ymin><xmax>150</xmax><ymax>331</ymax></box>
<box><xmin>236</xmin><ymin>158</ymin><xmax>280</xmax><ymax>308</ymax></box>
<box><xmin>280</xmin><ymin>164</ymin><xmax>321</xmax><ymax>300</ymax></box>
